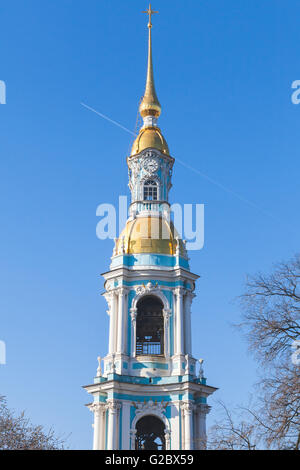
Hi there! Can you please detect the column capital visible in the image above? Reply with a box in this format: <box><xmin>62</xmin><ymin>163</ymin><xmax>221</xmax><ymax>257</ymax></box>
<box><xmin>106</xmin><ymin>399</ymin><xmax>121</xmax><ymax>414</ymax></box>
<box><xmin>174</xmin><ymin>286</ymin><xmax>185</xmax><ymax>297</ymax></box>
<box><xmin>181</xmin><ymin>401</ymin><xmax>196</xmax><ymax>415</ymax></box>
<box><xmin>174</xmin><ymin>286</ymin><xmax>189</xmax><ymax>298</ymax></box>
<box><xmin>185</xmin><ymin>291</ymin><xmax>196</xmax><ymax>302</ymax></box>
<box><xmin>197</xmin><ymin>403</ymin><xmax>211</xmax><ymax>416</ymax></box>
<box><xmin>88</xmin><ymin>402</ymin><xmax>106</xmax><ymax>416</ymax></box>
<box><xmin>117</xmin><ymin>286</ymin><xmax>129</xmax><ymax>297</ymax></box>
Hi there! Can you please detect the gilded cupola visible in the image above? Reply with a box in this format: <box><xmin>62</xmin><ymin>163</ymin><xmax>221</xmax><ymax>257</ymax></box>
<box><xmin>114</xmin><ymin>216</ymin><xmax>185</xmax><ymax>256</ymax></box>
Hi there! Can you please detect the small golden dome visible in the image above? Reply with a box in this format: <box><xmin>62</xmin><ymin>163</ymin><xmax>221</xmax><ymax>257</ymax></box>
<box><xmin>131</xmin><ymin>126</ymin><xmax>169</xmax><ymax>156</ymax></box>
<box><xmin>115</xmin><ymin>216</ymin><xmax>184</xmax><ymax>256</ymax></box>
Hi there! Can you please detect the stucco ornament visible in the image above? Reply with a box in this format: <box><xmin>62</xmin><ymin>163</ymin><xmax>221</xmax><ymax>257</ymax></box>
<box><xmin>135</xmin><ymin>282</ymin><xmax>160</xmax><ymax>296</ymax></box>
<box><xmin>132</xmin><ymin>399</ymin><xmax>169</xmax><ymax>417</ymax></box>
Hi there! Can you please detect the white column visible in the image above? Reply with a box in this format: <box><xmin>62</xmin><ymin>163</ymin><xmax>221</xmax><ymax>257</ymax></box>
<box><xmin>130</xmin><ymin>308</ymin><xmax>137</xmax><ymax>357</ymax></box>
<box><xmin>104</xmin><ymin>291</ymin><xmax>114</xmax><ymax>355</ymax></box>
<box><xmin>173</xmin><ymin>291</ymin><xmax>177</xmax><ymax>354</ymax></box>
<box><xmin>108</xmin><ymin>294</ymin><xmax>115</xmax><ymax>355</ymax></box>
<box><xmin>170</xmin><ymin>401</ymin><xmax>181</xmax><ymax>450</ymax></box>
<box><xmin>106</xmin><ymin>400</ymin><xmax>121</xmax><ymax>450</ymax></box>
<box><xmin>196</xmin><ymin>404</ymin><xmax>211</xmax><ymax>450</ymax></box>
<box><xmin>92</xmin><ymin>406</ymin><xmax>100</xmax><ymax>450</ymax></box>
<box><xmin>122</xmin><ymin>289</ymin><xmax>129</xmax><ymax>354</ymax></box>
<box><xmin>122</xmin><ymin>402</ymin><xmax>131</xmax><ymax>450</ymax></box>
<box><xmin>100</xmin><ymin>407</ymin><xmax>106</xmax><ymax>449</ymax></box>
<box><xmin>90</xmin><ymin>403</ymin><xmax>106</xmax><ymax>450</ymax></box>
<box><xmin>184</xmin><ymin>293</ymin><xmax>194</xmax><ymax>356</ymax></box>
<box><xmin>117</xmin><ymin>288</ymin><xmax>126</xmax><ymax>354</ymax></box>
<box><xmin>182</xmin><ymin>402</ymin><xmax>195</xmax><ymax>450</ymax></box>
<box><xmin>175</xmin><ymin>288</ymin><xmax>185</xmax><ymax>355</ymax></box>
<box><xmin>163</xmin><ymin>309</ymin><xmax>171</xmax><ymax>358</ymax></box>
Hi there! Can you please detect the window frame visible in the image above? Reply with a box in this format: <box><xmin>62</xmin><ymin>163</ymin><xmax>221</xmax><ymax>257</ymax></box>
<box><xmin>143</xmin><ymin>179</ymin><xmax>159</xmax><ymax>201</ymax></box>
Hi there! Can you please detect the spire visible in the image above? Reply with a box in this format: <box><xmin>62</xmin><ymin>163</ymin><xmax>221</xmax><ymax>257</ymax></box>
<box><xmin>139</xmin><ymin>4</ymin><xmax>161</xmax><ymax>124</ymax></box>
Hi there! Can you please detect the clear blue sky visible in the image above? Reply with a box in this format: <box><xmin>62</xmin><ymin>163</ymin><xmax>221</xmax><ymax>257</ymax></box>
<box><xmin>1</xmin><ymin>0</ymin><xmax>299</xmax><ymax>449</ymax></box>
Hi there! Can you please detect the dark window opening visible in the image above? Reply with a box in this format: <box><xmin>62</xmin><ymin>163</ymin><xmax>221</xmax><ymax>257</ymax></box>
<box><xmin>135</xmin><ymin>415</ymin><xmax>166</xmax><ymax>450</ymax></box>
<box><xmin>136</xmin><ymin>296</ymin><xmax>164</xmax><ymax>356</ymax></box>
<box><xmin>144</xmin><ymin>180</ymin><xmax>158</xmax><ymax>201</ymax></box>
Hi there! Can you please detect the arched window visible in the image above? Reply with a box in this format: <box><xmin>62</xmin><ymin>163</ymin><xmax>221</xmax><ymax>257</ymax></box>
<box><xmin>136</xmin><ymin>296</ymin><xmax>164</xmax><ymax>356</ymax></box>
<box><xmin>143</xmin><ymin>180</ymin><xmax>158</xmax><ymax>201</ymax></box>
<box><xmin>135</xmin><ymin>415</ymin><xmax>166</xmax><ymax>450</ymax></box>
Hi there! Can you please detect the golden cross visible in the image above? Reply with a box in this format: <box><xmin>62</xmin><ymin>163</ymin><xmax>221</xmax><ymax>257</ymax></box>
<box><xmin>142</xmin><ymin>3</ymin><xmax>158</xmax><ymax>29</ymax></box>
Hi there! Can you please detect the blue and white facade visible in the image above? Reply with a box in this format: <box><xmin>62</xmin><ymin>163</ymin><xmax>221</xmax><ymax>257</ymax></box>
<box><xmin>83</xmin><ymin>9</ymin><xmax>217</xmax><ymax>451</ymax></box>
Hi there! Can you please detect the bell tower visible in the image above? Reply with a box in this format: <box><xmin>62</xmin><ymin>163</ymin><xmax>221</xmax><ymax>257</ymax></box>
<box><xmin>83</xmin><ymin>4</ymin><xmax>217</xmax><ymax>451</ymax></box>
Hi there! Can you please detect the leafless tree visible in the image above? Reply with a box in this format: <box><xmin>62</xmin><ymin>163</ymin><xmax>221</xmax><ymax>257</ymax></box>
<box><xmin>238</xmin><ymin>255</ymin><xmax>300</xmax><ymax>449</ymax></box>
<box><xmin>239</xmin><ymin>254</ymin><xmax>300</xmax><ymax>364</ymax></box>
<box><xmin>208</xmin><ymin>401</ymin><xmax>258</xmax><ymax>450</ymax></box>
<box><xmin>248</xmin><ymin>361</ymin><xmax>300</xmax><ymax>450</ymax></box>
<box><xmin>209</xmin><ymin>255</ymin><xmax>300</xmax><ymax>450</ymax></box>
<box><xmin>0</xmin><ymin>396</ymin><xmax>66</xmax><ymax>450</ymax></box>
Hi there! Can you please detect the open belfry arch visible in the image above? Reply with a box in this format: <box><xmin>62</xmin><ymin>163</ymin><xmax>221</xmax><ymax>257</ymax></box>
<box><xmin>83</xmin><ymin>4</ymin><xmax>217</xmax><ymax>450</ymax></box>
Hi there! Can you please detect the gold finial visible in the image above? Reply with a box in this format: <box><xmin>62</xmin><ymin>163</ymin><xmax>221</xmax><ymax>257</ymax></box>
<box><xmin>139</xmin><ymin>3</ymin><xmax>161</xmax><ymax>120</ymax></box>
<box><xmin>142</xmin><ymin>3</ymin><xmax>158</xmax><ymax>29</ymax></box>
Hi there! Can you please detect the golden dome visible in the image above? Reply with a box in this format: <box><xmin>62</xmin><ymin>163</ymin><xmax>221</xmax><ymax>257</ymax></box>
<box><xmin>115</xmin><ymin>216</ymin><xmax>184</xmax><ymax>256</ymax></box>
<box><xmin>131</xmin><ymin>126</ymin><xmax>169</xmax><ymax>156</ymax></box>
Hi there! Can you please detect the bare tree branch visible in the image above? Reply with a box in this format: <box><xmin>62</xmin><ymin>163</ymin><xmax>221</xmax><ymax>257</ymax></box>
<box><xmin>0</xmin><ymin>396</ymin><xmax>67</xmax><ymax>450</ymax></box>
<box><xmin>210</xmin><ymin>254</ymin><xmax>300</xmax><ymax>450</ymax></box>
<box><xmin>238</xmin><ymin>254</ymin><xmax>300</xmax><ymax>364</ymax></box>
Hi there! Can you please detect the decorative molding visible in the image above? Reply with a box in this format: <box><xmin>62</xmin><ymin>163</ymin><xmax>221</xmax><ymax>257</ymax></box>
<box><xmin>103</xmin><ymin>291</ymin><xmax>114</xmax><ymax>315</ymax></box>
<box><xmin>130</xmin><ymin>307</ymin><xmax>137</xmax><ymax>323</ymax></box>
<box><xmin>163</xmin><ymin>308</ymin><xmax>171</xmax><ymax>321</ymax></box>
<box><xmin>132</xmin><ymin>399</ymin><xmax>169</xmax><ymax>417</ymax></box>
<box><xmin>135</xmin><ymin>282</ymin><xmax>160</xmax><ymax>296</ymax></box>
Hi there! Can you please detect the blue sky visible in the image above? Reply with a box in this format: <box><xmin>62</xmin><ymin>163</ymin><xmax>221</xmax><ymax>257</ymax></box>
<box><xmin>1</xmin><ymin>0</ymin><xmax>299</xmax><ymax>449</ymax></box>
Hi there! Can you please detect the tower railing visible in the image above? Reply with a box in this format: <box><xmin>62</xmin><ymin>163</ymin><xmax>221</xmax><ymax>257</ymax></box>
<box><xmin>136</xmin><ymin>341</ymin><xmax>163</xmax><ymax>356</ymax></box>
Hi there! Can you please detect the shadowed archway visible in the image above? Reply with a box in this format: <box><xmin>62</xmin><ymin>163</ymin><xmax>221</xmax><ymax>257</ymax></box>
<box><xmin>135</xmin><ymin>415</ymin><xmax>166</xmax><ymax>450</ymax></box>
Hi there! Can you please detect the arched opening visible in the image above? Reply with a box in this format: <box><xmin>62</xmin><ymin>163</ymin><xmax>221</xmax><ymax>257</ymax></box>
<box><xmin>136</xmin><ymin>296</ymin><xmax>164</xmax><ymax>356</ymax></box>
<box><xmin>135</xmin><ymin>415</ymin><xmax>166</xmax><ymax>450</ymax></box>
<box><xmin>143</xmin><ymin>180</ymin><xmax>158</xmax><ymax>201</ymax></box>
